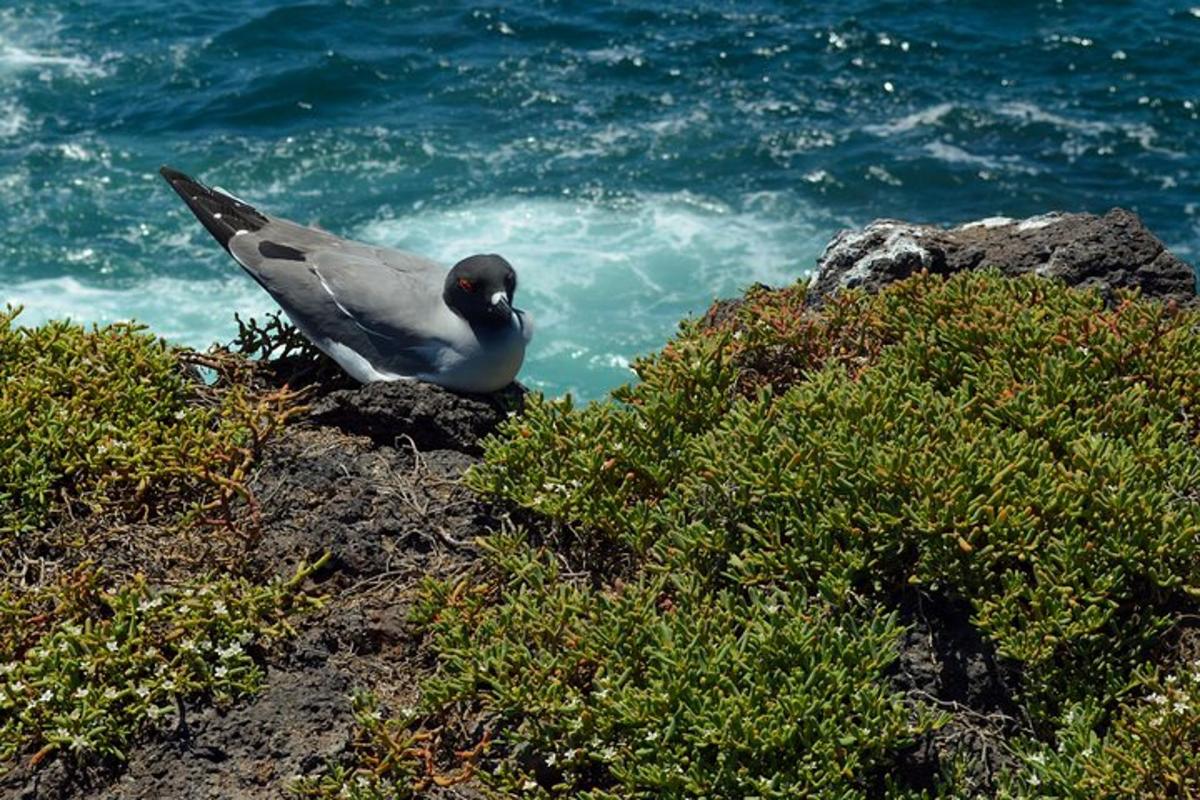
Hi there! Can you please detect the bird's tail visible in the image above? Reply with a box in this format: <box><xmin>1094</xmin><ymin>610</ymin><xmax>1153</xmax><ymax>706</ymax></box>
<box><xmin>159</xmin><ymin>166</ymin><xmax>268</xmax><ymax>251</ymax></box>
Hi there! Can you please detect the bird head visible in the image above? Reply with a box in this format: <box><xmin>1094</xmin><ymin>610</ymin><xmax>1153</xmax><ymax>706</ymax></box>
<box><xmin>444</xmin><ymin>254</ymin><xmax>518</xmax><ymax>327</ymax></box>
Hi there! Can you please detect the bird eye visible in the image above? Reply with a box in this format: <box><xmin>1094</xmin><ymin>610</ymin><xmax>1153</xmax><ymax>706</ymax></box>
<box><xmin>458</xmin><ymin>278</ymin><xmax>476</xmax><ymax>292</ymax></box>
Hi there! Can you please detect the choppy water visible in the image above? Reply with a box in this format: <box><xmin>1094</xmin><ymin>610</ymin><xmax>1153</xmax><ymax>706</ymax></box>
<box><xmin>2</xmin><ymin>1</ymin><xmax>1197</xmax><ymax>398</ymax></box>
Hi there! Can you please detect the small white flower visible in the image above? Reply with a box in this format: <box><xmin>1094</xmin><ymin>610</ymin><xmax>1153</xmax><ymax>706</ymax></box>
<box><xmin>212</xmin><ymin>601</ymin><xmax>227</xmax><ymax>616</ymax></box>
<box><xmin>545</xmin><ymin>752</ymin><xmax>558</xmax><ymax>766</ymax></box>
<box><xmin>135</xmin><ymin>685</ymin><xmax>151</xmax><ymax>699</ymax></box>
<box><xmin>1149</xmin><ymin>692</ymin><xmax>1168</xmax><ymax>706</ymax></box>
<box><xmin>38</xmin><ymin>690</ymin><xmax>54</xmax><ymax>703</ymax></box>
<box><xmin>103</xmin><ymin>687</ymin><xmax>119</xmax><ymax>700</ymax></box>
<box><xmin>645</xmin><ymin>730</ymin><xmax>659</xmax><ymax>741</ymax></box>
<box><xmin>213</xmin><ymin>665</ymin><xmax>228</xmax><ymax>679</ymax></box>
<box><xmin>10</xmin><ymin>681</ymin><xmax>25</xmax><ymax>693</ymax></box>
<box><xmin>1027</xmin><ymin>751</ymin><xmax>1045</xmax><ymax>765</ymax></box>
<box><xmin>522</xmin><ymin>779</ymin><xmax>538</xmax><ymax>791</ymax></box>
<box><xmin>217</xmin><ymin>642</ymin><xmax>244</xmax><ymax>660</ymax></box>
<box><xmin>106</xmin><ymin>640</ymin><xmax>119</xmax><ymax>653</ymax></box>
<box><xmin>1174</xmin><ymin>700</ymin><xmax>1189</xmax><ymax>715</ymax></box>
<box><xmin>73</xmin><ymin>687</ymin><xmax>89</xmax><ymax>699</ymax></box>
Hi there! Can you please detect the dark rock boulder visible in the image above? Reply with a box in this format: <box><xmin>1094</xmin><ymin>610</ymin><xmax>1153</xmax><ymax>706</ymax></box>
<box><xmin>808</xmin><ymin>208</ymin><xmax>1196</xmax><ymax>306</ymax></box>
<box><xmin>307</xmin><ymin>379</ymin><xmax>524</xmax><ymax>454</ymax></box>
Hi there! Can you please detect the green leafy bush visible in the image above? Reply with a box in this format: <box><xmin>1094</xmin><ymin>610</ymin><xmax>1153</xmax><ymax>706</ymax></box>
<box><xmin>434</xmin><ymin>271</ymin><xmax>1200</xmax><ymax>795</ymax></box>
<box><xmin>470</xmin><ymin>272</ymin><xmax>1200</xmax><ymax>717</ymax></box>
<box><xmin>291</xmin><ymin>691</ymin><xmax>426</xmax><ymax>800</ymax></box>
<box><xmin>0</xmin><ymin>559</ymin><xmax>320</xmax><ymax>769</ymax></box>
<box><xmin>0</xmin><ymin>307</ymin><xmax>299</xmax><ymax>538</ymax></box>
<box><xmin>1002</xmin><ymin>660</ymin><xmax>1200</xmax><ymax>797</ymax></box>
<box><xmin>0</xmin><ymin>309</ymin><xmax>317</xmax><ymax>774</ymax></box>
<box><xmin>423</xmin><ymin>534</ymin><xmax>940</xmax><ymax>798</ymax></box>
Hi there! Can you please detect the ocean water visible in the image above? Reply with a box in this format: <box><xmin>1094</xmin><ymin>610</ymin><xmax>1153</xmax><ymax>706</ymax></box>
<box><xmin>1</xmin><ymin>2</ymin><xmax>1197</xmax><ymax>399</ymax></box>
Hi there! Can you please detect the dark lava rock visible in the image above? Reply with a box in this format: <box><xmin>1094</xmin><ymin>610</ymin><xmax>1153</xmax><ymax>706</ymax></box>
<box><xmin>889</xmin><ymin>595</ymin><xmax>1026</xmax><ymax>794</ymax></box>
<box><xmin>93</xmin><ymin>667</ymin><xmax>350</xmax><ymax>800</ymax></box>
<box><xmin>308</xmin><ymin>379</ymin><xmax>523</xmax><ymax>454</ymax></box>
<box><xmin>808</xmin><ymin>208</ymin><xmax>1196</xmax><ymax>306</ymax></box>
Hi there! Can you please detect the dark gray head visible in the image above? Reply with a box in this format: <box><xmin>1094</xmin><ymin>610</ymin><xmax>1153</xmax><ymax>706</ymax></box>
<box><xmin>444</xmin><ymin>254</ymin><xmax>518</xmax><ymax>327</ymax></box>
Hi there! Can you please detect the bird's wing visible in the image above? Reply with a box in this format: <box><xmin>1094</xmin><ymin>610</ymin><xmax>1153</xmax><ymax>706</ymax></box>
<box><xmin>161</xmin><ymin>166</ymin><xmax>458</xmax><ymax>377</ymax></box>
<box><xmin>232</xmin><ymin>228</ymin><xmax>468</xmax><ymax>376</ymax></box>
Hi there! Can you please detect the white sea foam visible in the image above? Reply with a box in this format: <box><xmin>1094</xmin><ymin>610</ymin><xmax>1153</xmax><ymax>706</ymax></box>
<box><xmin>863</xmin><ymin>102</ymin><xmax>956</xmax><ymax>136</ymax></box>
<box><xmin>584</xmin><ymin>45</ymin><xmax>645</xmax><ymax>65</ymax></box>
<box><xmin>995</xmin><ymin>101</ymin><xmax>1178</xmax><ymax>156</ymax></box>
<box><xmin>995</xmin><ymin>101</ymin><xmax>1113</xmax><ymax>136</ymax></box>
<box><xmin>0</xmin><ymin>97</ymin><xmax>28</xmax><ymax>138</ymax></box>
<box><xmin>923</xmin><ymin>141</ymin><xmax>1038</xmax><ymax>174</ymax></box>
<box><xmin>2</xmin><ymin>275</ymin><xmax>277</xmax><ymax>349</ymax></box>
<box><xmin>0</xmin><ymin>7</ymin><xmax>109</xmax><ymax>81</ymax></box>
<box><xmin>0</xmin><ymin>44</ymin><xmax>103</xmax><ymax>77</ymax></box>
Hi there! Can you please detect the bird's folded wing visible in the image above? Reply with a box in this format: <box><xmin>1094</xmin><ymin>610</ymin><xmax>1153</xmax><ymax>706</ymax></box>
<box><xmin>307</xmin><ymin>249</ymin><xmax>454</xmax><ymax>346</ymax></box>
<box><xmin>227</xmin><ymin>223</ymin><xmax>456</xmax><ymax>375</ymax></box>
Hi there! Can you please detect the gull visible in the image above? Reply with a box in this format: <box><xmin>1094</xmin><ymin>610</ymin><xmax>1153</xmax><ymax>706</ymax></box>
<box><xmin>161</xmin><ymin>166</ymin><xmax>532</xmax><ymax>392</ymax></box>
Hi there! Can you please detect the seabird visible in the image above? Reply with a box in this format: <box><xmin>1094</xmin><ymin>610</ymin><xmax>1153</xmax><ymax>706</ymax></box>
<box><xmin>160</xmin><ymin>166</ymin><xmax>533</xmax><ymax>393</ymax></box>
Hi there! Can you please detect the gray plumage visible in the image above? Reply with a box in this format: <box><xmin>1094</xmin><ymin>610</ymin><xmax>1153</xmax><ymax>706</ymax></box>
<box><xmin>160</xmin><ymin>166</ymin><xmax>532</xmax><ymax>393</ymax></box>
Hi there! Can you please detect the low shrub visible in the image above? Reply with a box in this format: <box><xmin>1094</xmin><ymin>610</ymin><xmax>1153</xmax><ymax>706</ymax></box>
<box><xmin>446</xmin><ymin>271</ymin><xmax>1200</xmax><ymax>795</ymax></box>
<box><xmin>0</xmin><ymin>559</ymin><xmax>321</xmax><ymax>770</ymax></box>
<box><xmin>0</xmin><ymin>307</ymin><xmax>301</xmax><ymax>540</ymax></box>
<box><xmin>1002</xmin><ymin>660</ymin><xmax>1200</xmax><ymax>797</ymax></box>
<box><xmin>0</xmin><ymin>309</ymin><xmax>317</xmax><ymax>775</ymax></box>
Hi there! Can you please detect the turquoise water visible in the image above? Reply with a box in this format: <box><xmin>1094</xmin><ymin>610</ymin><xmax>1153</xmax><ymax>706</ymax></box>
<box><xmin>2</xmin><ymin>2</ymin><xmax>1197</xmax><ymax>399</ymax></box>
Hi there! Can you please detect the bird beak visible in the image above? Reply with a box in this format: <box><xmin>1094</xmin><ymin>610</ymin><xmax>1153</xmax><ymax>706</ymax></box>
<box><xmin>489</xmin><ymin>290</ymin><xmax>513</xmax><ymax>320</ymax></box>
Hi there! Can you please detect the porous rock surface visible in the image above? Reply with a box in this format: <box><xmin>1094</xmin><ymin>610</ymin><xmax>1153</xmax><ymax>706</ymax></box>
<box><xmin>808</xmin><ymin>208</ymin><xmax>1196</xmax><ymax>306</ymax></box>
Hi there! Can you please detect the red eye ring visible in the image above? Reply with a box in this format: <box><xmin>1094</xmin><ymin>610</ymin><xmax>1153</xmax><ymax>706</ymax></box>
<box><xmin>458</xmin><ymin>278</ymin><xmax>476</xmax><ymax>293</ymax></box>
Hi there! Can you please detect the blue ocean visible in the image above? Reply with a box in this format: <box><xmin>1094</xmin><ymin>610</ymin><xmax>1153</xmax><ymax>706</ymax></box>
<box><xmin>2</xmin><ymin>1</ymin><xmax>1197</xmax><ymax>399</ymax></box>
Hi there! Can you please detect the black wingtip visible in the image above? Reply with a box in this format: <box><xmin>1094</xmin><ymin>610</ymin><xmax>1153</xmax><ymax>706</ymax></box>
<box><xmin>159</xmin><ymin>165</ymin><xmax>268</xmax><ymax>251</ymax></box>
